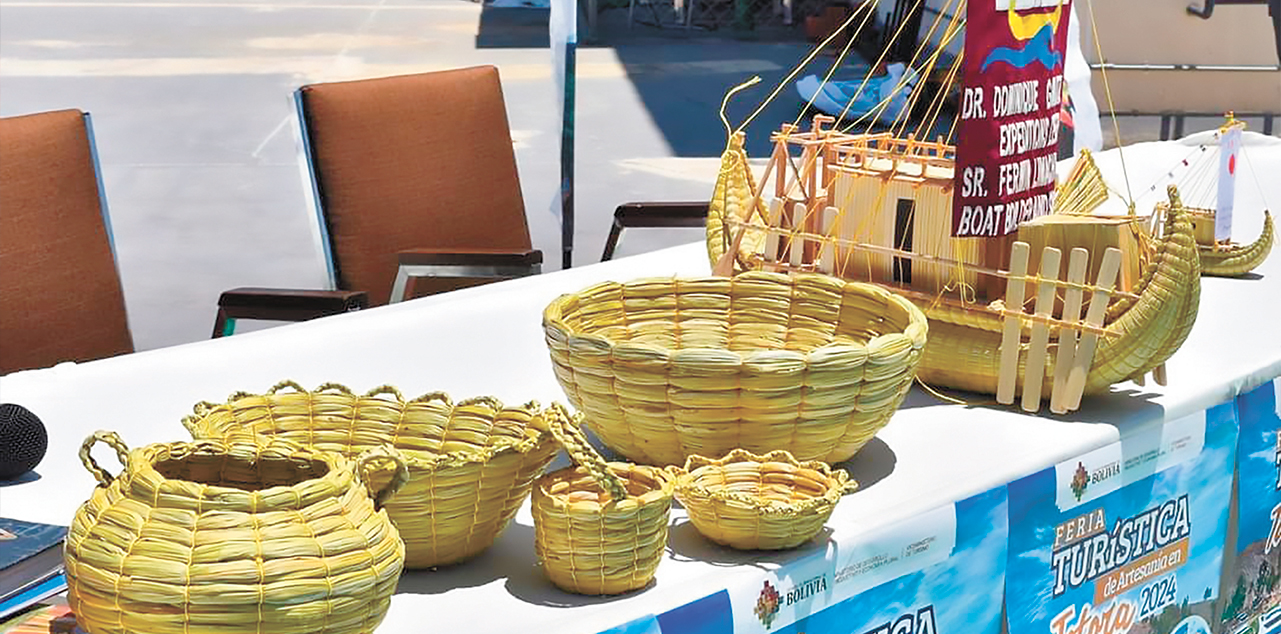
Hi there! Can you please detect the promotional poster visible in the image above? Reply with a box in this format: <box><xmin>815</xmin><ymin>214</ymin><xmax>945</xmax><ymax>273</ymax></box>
<box><xmin>953</xmin><ymin>0</ymin><xmax>1072</xmax><ymax>237</ymax></box>
<box><xmin>1006</xmin><ymin>403</ymin><xmax>1239</xmax><ymax>634</ymax></box>
<box><xmin>1220</xmin><ymin>379</ymin><xmax>1281</xmax><ymax>632</ymax></box>
<box><xmin>600</xmin><ymin>486</ymin><xmax>1007</xmax><ymax>634</ymax></box>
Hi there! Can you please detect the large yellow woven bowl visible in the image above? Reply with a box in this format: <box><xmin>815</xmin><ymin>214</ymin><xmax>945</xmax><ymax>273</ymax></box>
<box><xmin>66</xmin><ymin>431</ymin><xmax>408</xmax><ymax>634</ymax></box>
<box><xmin>531</xmin><ymin>404</ymin><xmax>675</xmax><ymax>595</ymax></box>
<box><xmin>184</xmin><ymin>381</ymin><xmax>559</xmax><ymax>569</ymax></box>
<box><xmin>542</xmin><ymin>272</ymin><xmax>928</xmax><ymax>466</ymax></box>
<box><xmin>673</xmin><ymin>448</ymin><xmax>857</xmax><ymax>550</ymax></box>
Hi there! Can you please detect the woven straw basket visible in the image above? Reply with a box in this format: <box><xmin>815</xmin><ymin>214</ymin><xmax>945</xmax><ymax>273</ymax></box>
<box><xmin>532</xmin><ymin>403</ymin><xmax>675</xmax><ymax>595</ymax></box>
<box><xmin>672</xmin><ymin>449</ymin><xmax>857</xmax><ymax>550</ymax></box>
<box><xmin>542</xmin><ymin>272</ymin><xmax>928</xmax><ymax>466</ymax></box>
<box><xmin>183</xmin><ymin>381</ymin><xmax>559</xmax><ymax>569</ymax></box>
<box><xmin>66</xmin><ymin>431</ymin><xmax>408</xmax><ymax>634</ymax></box>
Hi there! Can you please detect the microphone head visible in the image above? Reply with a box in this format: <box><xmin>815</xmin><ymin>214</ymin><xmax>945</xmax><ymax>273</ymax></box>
<box><xmin>0</xmin><ymin>403</ymin><xmax>48</xmax><ymax>480</ymax></box>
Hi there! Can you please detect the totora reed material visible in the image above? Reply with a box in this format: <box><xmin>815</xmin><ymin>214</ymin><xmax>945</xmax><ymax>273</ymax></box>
<box><xmin>532</xmin><ymin>403</ymin><xmax>675</xmax><ymax>595</ymax></box>
<box><xmin>672</xmin><ymin>448</ymin><xmax>858</xmax><ymax>550</ymax></box>
<box><xmin>1199</xmin><ymin>210</ymin><xmax>1273</xmax><ymax>277</ymax></box>
<box><xmin>183</xmin><ymin>381</ymin><xmax>559</xmax><ymax>568</ymax></box>
<box><xmin>65</xmin><ymin>431</ymin><xmax>408</xmax><ymax>634</ymax></box>
<box><xmin>542</xmin><ymin>272</ymin><xmax>928</xmax><ymax>466</ymax></box>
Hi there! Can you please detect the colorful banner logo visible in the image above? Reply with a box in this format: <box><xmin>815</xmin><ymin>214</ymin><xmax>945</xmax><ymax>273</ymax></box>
<box><xmin>755</xmin><ymin>581</ymin><xmax>782</xmax><ymax>629</ymax></box>
<box><xmin>1221</xmin><ymin>380</ymin><xmax>1281</xmax><ymax>631</ymax></box>
<box><xmin>602</xmin><ymin>487</ymin><xmax>1005</xmax><ymax>634</ymax></box>
<box><xmin>953</xmin><ymin>0</ymin><xmax>1072</xmax><ymax>237</ymax></box>
<box><xmin>1008</xmin><ymin>403</ymin><xmax>1239</xmax><ymax>634</ymax></box>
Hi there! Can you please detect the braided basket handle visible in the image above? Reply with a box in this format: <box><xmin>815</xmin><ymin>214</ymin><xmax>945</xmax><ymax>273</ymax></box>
<box><xmin>540</xmin><ymin>403</ymin><xmax>629</xmax><ymax>502</ymax></box>
<box><xmin>313</xmin><ymin>382</ymin><xmax>358</xmax><ymax>396</ymax></box>
<box><xmin>181</xmin><ymin>404</ymin><xmax>216</xmax><ymax>436</ymax></box>
<box><xmin>363</xmin><ymin>385</ymin><xmax>405</xmax><ymax>401</ymax></box>
<box><xmin>841</xmin><ymin>477</ymin><xmax>860</xmax><ymax>495</ymax></box>
<box><xmin>455</xmin><ymin>395</ymin><xmax>510</xmax><ymax>412</ymax></box>
<box><xmin>267</xmin><ymin>380</ymin><xmax>309</xmax><ymax>395</ymax></box>
<box><xmin>79</xmin><ymin>431</ymin><xmax>131</xmax><ymax>487</ymax></box>
<box><xmin>355</xmin><ymin>445</ymin><xmax>411</xmax><ymax>510</ymax></box>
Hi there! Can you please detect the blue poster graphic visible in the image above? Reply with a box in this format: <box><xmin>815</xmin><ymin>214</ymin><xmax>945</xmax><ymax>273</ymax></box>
<box><xmin>600</xmin><ymin>486</ymin><xmax>1007</xmax><ymax>634</ymax></box>
<box><xmin>1007</xmin><ymin>403</ymin><xmax>1239</xmax><ymax>634</ymax></box>
<box><xmin>771</xmin><ymin>486</ymin><xmax>1006</xmax><ymax>634</ymax></box>
<box><xmin>1221</xmin><ymin>379</ymin><xmax>1281</xmax><ymax>632</ymax></box>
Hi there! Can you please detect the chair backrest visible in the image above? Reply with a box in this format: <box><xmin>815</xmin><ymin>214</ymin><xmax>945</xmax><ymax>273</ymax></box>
<box><xmin>0</xmin><ymin>109</ymin><xmax>133</xmax><ymax>374</ymax></box>
<box><xmin>297</xmin><ymin>66</ymin><xmax>534</xmax><ymax>306</ymax></box>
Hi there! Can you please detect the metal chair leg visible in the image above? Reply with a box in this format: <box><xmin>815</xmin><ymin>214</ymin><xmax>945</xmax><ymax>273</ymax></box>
<box><xmin>601</xmin><ymin>219</ymin><xmax>625</xmax><ymax>261</ymax></box>
<box><xmin>390</xmin><ymin>268</ymin><xmax>411</xmax><ymax>304</ymax></box>
<box><xmin>212</xmin><ymin>308</ymin><xmax>235</xmax><ymax>338</ymax></box>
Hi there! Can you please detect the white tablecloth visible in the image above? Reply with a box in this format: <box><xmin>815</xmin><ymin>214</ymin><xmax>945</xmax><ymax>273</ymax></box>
<box><xmin>1</xmin><ymin>135</ymin><xmax>1278</xmax><ymax>633</ymax></box>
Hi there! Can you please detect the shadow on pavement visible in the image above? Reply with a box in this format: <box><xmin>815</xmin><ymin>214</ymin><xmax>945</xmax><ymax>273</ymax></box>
<box><xmin>474</xmin><ymin>3</ymin><xmax>956</xmax><ymax>159</ymax></box>
<box><xmin>476</xmin><ymin>5</ymin><xmax>551</xmax><ymax>48</ymax></box>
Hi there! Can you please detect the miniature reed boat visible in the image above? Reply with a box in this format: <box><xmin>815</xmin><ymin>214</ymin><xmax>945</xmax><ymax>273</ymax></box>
<box><xmin>1177</xmin><ymin>117</ymin><xmax>1273</xmax><ymax>277</ymax></box>
<box><xmin>707</xmin><ymin>119</ymin><xmax>1200</xmax><ymax>414</ymax></box>
<box><xmin>1061</xmin><ymin>118</ymin><xmax>1273</xmax><ymax>278</ymax></box>
<box><xmin>700</xmin><ymin>0</ymin><xmax>1210</xmax><ymax>413</ymax></box>
<box><xmin>1197</xmin><ymin>211</ymin><xmax>1272</xmax><ymax>276</ymax></box>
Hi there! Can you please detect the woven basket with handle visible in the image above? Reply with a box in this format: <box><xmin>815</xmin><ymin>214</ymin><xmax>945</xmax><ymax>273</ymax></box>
<box><xmin>531</xmin><ymin>403</ymin><xmax>675</xmax><ymax>595</ymax></box>
<box><xmin>672</xmin><ymin>448</ymin><xmax>857</xmax><ymax>550</ymax></box>
<box><xmin>65</xmin><ymin>431</ymin><xmax>408</xmax><ymax>634</ymax></box>
<box><xmin>183</xmin><ymin>381</ymin><xmax>559</xmax><ymax>569</ymax></box>
<box><xmin>542</xmin><ymin>272</ymin><xmax>928</xmax><ymax>466</ymax></box>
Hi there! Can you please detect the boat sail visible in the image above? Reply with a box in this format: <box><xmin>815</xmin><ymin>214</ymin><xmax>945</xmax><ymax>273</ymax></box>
<box><xmin>704</xmin><ymin>0</ymin><xmax>1203</xmax><ymax>414</ymax></box>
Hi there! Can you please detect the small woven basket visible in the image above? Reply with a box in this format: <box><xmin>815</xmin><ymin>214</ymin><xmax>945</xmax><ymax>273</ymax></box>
<box><xmin>542</xmin><ymin>272</ymin><xmax>928</xmax><ymax>466</ymax></box>
<box><xmin>66</xmin><ymin>431</ymin><xmax>408</xmax><ymax>634</ymax></box>
<box><xmin>532</xmin><ymin>403</ymin><xmax>675</xmax><ymax>595</ymax></box>
<box><xmin>184</xmin><ymin>381</ymin><xmax>559</xmax><ymax>569</ymax></box>
<box><xmin>672</xmin><ymin>448</ymin><xmax>857</xmax><ymax>550</ymax></box>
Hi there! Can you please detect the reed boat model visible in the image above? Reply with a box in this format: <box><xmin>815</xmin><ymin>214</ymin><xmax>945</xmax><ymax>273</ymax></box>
<box><xmin>1176</xmin><ymin>117</ymin><xmax>1273</xmax><ymax>277</ymax></box>
<box><xmin>693</xmin><ymin>0</ymin><xmax>1250</xmax><ymax>413</ymax></box>
<box><xmin>706</xmin><ymin>118</ymin><xmax>1201</xmax><ymax>414</ymax></box>
<box><xmin>1062</xmin><ymin>118</ymin><xmax>1274</xmax><ymax>278</ymax></box>
<box><xmin>1196</xmin><ymin>210</ymin><xmax>1272</xmax><ymax>276</ymax></box>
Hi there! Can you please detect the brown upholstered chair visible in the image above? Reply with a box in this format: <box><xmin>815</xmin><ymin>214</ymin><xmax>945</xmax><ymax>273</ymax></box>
<box><xmin>214</xmin><ymin>66</ymin><xmax>542</xmax><ymax>336</ymax></box>
<box><xmin>0</xmin><ymin>109</ymin><xmax>134</xmax><ymax>374</ymax></box>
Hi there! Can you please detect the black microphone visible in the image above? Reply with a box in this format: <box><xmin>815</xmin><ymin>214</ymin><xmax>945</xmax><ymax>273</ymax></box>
<box><xmin>0</xmin><ymin>404</ymin><xmax>47</xmax><ymax>480</ymax></box>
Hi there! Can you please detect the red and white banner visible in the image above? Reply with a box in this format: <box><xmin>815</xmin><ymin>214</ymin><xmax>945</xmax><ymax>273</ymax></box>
<box><xmin>953</xmin><ymin>0</ymin><xmax>1073</xmax><ymax>237</ymax></box>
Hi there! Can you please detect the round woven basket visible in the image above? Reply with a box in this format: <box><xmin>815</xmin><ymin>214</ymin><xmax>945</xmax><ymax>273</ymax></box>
<box><xmin>183</xmin><ymin>381</ymin><xmax>559</xmax><ymax>569</ymax></box>
<box><xmin>66</xmin><ymin>431</ymin><xmax>408</xmax><ymax>634</ymax></box>
<box><xmin>531</xmin><ymin>404</ymin><xmax>675</xmax><ymax>595</ymax></box>
<box><xmin>542</xmin><ymin>272</ymin><xmax>928</xmax><ymax>466</ymax></box>
<box><xmin>672</xmin><ymin>448</ymin><xmax>857</xmax><ymax>550</ymax></box>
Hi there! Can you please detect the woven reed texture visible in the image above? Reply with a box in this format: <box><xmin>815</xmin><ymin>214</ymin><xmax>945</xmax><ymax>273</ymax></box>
<box><xmin>531</xmin><ymin>404</ymin><xmax>675</xmax><ymax>595</ymax></box>
<box><xmin>66</xmin><ymin>431</ymin><xmax>407</xmax><ymax>634</ymax></box>
<box><xmin>914</xmin><ymin>186</ymin><xmax>1201</xmax><ymax>398</ymax></box>
<box><xmin>1091</xmin><ymin>187</ymin><xmax>1201</xmax><ymax>390</ymax></box>
<box><xmin>706</xmin><ymin>131</ymin><xmax>767</xmax><ymax>273</ymax></box>
<box><xmin>1054</xmin><ymin>149</ymin><xmax>1109</xmax><ymax>217</ymax></box>
<box><xmin>1199</xmin><ymin>210</ymin><xmax>1273</xmax><ymax>276</ymax></box>
<box><xmin>673</xmin><ymin>448</ymin><xmax>856</xmax><ymax>550</ymax></box>
<box><xmin>543</xmin><ymin>272</ymin><xmax>928</xmax><ymax>466</ymax></box>
<box><xmin>184</xmin><ymin>381</ymin><xmax>559</xmax><ymax>568</ymax></box>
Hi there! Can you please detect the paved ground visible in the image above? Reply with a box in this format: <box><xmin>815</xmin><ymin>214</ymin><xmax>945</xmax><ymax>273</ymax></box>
<box><xmin>1</xmin><ymin>1</ymin><xmax>1276</xmax><ymax>351</ymax></box>
<box><xmin>0</xmin><ymin>0</ymin><xmax>832</xmax><ymax>349</ymax></box>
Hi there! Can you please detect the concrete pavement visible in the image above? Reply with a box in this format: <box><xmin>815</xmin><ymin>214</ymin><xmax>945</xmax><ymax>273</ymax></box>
<box><xmin>0</xmin><ymin>0</ymin><xmax>819</xmax><ymax>349</ymax></box>
<box><xmin>2</xmin><ymin>1</ymin><xmax>1274</xmax><ymax>352</ymax></box>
